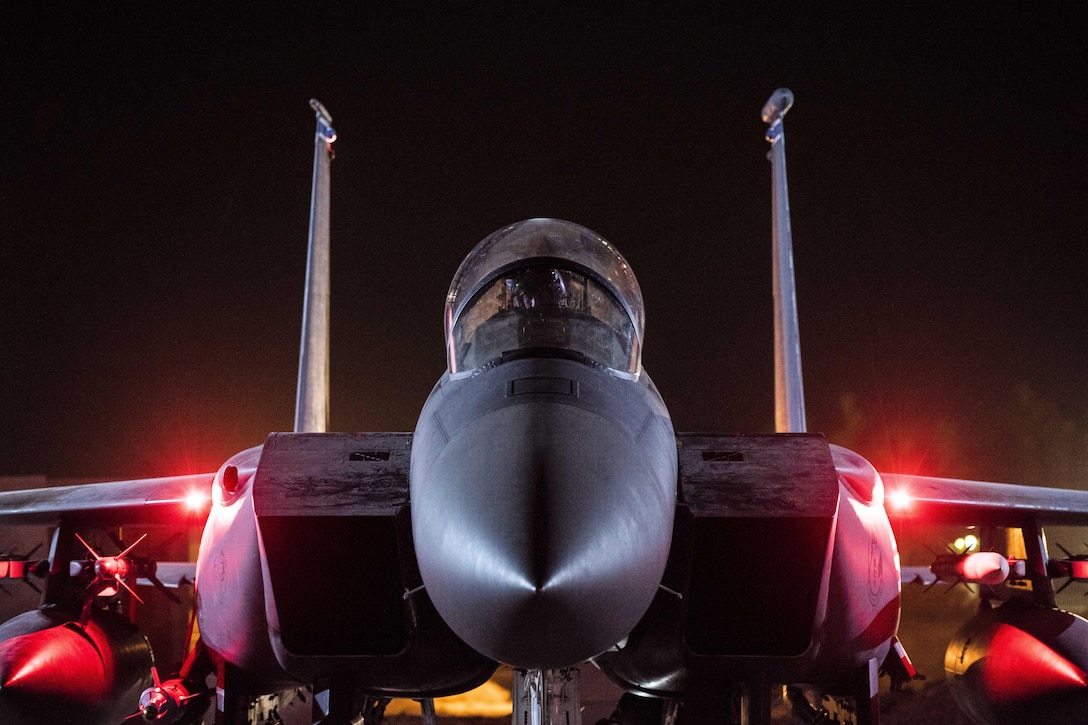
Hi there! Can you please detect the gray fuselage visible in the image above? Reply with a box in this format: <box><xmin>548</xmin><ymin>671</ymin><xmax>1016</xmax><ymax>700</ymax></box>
<box><xmin>410</xmin><ymin>354</ymin><xmax>677</xmax><ymax>669</ymax></box>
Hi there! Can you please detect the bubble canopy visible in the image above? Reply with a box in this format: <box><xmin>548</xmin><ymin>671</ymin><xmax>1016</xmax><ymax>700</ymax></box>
<box><xmin>445</xmin><ymin>219</ymin><xmax>645</xmax><ymax>377</ymax></box>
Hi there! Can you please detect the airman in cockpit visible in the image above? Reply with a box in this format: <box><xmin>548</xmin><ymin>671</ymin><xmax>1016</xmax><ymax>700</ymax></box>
<box><xmin>509</xmin><ymin>267</ymin><xmax>570</xmax><ymax>311</ymax></box>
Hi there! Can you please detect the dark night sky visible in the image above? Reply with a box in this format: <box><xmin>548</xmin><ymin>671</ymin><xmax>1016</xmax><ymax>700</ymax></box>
<box><xmin>2</xmin><ymin>5</ymin><xmax>1086</xmax><ymax>485</ymax></box>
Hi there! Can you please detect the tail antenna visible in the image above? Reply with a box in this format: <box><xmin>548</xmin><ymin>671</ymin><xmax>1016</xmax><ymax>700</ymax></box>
<box><xmin>295</xmin><ymin>99</ymin><xmax>336</xmax><ymax>433</ymax></box>
<box><xmin>762</xmin><ymin>88</ymin><xmax>807</xmax><ymax>433</ymax></box>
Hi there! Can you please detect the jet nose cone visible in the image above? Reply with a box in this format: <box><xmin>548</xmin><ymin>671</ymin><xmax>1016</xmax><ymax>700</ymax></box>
<box><xmin>412</xmin><ymin>402</ymin><xmax>675</xmax><ymax>669</ymax></box>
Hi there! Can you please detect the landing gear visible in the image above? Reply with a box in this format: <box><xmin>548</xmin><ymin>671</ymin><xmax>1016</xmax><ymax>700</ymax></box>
<box><xmin>355</xmin><ymin>696</ymin><xmax>391</xmax><ymax>725</ymax></box>
<box><xmin>214</xmin><ymin>661</ymin><xmax>253</xmax><ymax>725</ymax></box>
<box><xmin>311</xmin><ymin>676</ymin><xmax>358</xmax><ymax>724</ymax></box>
<box><xmin>596</xmin><ymin>693</ymin><xmax>678</xmax><ymax>725</ymax></box>
<box><xmin>419</xmin><ymin>697</ymin><xmax>437</xmax><ymax>725</ymax></box>
<box><xmin>513</xmin><ymin>668</ymin><xmax>583</xmax><ymax>725</ymax></box>
<box><xmin>850</xmin><ymin>659</ymin><xmax>880</xmax><ymax>725</ymax></box>
<box><xmin>676</xmin><ymin>679</ymin><xmax>773</xmax><ymax>725</ymax></box>
<box><xmin>784</xmin><ymin>663</ymin><xmax>883</xmax><ymax>725</ymax></box>
<box><xmin>602</xmin><ymin>674</ymin><xmax>888</xmax><ymax>725</ymax></box>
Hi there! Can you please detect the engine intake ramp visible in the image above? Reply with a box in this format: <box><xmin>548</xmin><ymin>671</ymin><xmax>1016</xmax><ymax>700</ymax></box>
<box><xmin>600</xmin><ymin>433</ymin><xmax>839</xmax><ymax>691</ymax></box>
<box><xmin>251</xmin><ymin>431</ymin><xmax>496</xmax><ymax>695</ymax></box>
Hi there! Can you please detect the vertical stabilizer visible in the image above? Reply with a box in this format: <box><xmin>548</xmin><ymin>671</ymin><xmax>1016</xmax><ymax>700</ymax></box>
<box><xmin>294</xmin><ymin>99</ymin><xmax>336</xmax><ymax>433</ymax></box>
<box><xmin>762</xmin><ymin>88</ymin><xmax>807</xmax><ymax>433</ymax></box>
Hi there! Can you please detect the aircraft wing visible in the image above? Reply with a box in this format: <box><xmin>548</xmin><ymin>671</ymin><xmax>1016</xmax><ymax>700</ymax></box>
<box><xmin>0</xmin><ymin>473</ymin><xmax>213</xmax><ymax>527</ymax></box>
<box><xmin>883</xmin><ymin>472</ymin><xmax>1088</xmax><ymax>601</ymax></box>
<box><xmin>882</xmin><ymin>473</ymin><xmax>1088</xmax><ymax>527</ymax></box>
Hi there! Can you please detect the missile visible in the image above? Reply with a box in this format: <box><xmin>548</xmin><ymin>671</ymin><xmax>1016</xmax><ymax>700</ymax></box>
<box><xmin>127</xmin><ymin>666</ymin><xmax>210</xmax><ymax>723</ymax></box>
<box><xmin>0</xmin><ymin>554</ymin><xmax>48</xmax><ymax>595</ymax></box>
<box><xmin>931</xmin><ymin>551</ymin><xmax>1012</xmax><ymax>586</ymax></box>
<box><xmin>0</xmin><ymin>610</ymin><xmax>152</xmax><ymax>725</ymax></box>
<box><xmin>1049</xmin><ymin>543</ymin><xmax>1088</xmax><ymax>593</ymax></box>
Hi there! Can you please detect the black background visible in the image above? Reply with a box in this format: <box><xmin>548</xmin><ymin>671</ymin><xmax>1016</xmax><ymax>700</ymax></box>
<box><xmin>3</xmin><ymin>5</ymin><xmax>1086</xmax><ymax>485</ymax></box>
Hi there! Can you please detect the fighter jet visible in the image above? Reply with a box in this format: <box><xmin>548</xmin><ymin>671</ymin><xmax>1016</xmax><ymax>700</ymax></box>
<box><xmin>3</xmin><ymin>92</ymin><xmax>1088</xmax><ymax>725</ymax></box>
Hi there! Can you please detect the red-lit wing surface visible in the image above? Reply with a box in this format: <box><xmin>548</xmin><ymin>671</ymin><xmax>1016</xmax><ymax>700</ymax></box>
<box><xmin>882</xmin><ymin>474</ymin><xmax>1088</xmax><ymax>527</ymax></box>
<box><xmin>884</xmin><ymin>472</ymin><xmax>1088</xmax><ymax>722</ymax></box>
<box><xmin>0</xmin><ymin>474</ymin><xmax>214</xmax><ymax>527</ymax></box>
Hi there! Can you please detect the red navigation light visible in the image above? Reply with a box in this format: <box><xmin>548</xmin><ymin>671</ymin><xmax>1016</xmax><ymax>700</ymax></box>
<box><xmin>185</xmin><ymin>489</ymin><xmax>209</xmax><ymax>512</ymax></box>
<box><xmin>887</xmin><ymin>488</ymin><xmax>912</xmax><ymax>511</ymax></box>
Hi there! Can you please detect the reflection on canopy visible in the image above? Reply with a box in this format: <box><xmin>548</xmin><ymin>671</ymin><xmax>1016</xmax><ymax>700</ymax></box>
<box><xmin>444</xmin><ymin>220</ymin><xmax>644</xmax><ymax>377</ymax></box>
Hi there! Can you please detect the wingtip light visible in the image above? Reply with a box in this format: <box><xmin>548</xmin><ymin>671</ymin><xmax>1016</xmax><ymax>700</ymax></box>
<box><xmin>888</xmin><ymin>489</ymin><xmax>913</xmax><ymax>511</ymax></box>
<box><xmin>185</xmin><ymin>489</ymin><xmax>210</xmax><ymax>513</ymax></box>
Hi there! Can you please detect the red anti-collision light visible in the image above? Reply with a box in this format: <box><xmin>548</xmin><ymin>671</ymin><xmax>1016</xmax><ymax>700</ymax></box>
<box><xmin>185</xmin><ymin>489</ymin><xmax>209</xmax><ymax>512</ymax></box>
<box><xmin>887</xmin><ymin>489</ymin><xmax>912</xmax><ymax>511</ymax></box>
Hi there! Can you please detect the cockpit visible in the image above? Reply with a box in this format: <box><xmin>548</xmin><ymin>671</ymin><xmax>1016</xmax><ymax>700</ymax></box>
<box><xmin>445</xmin><ymin>219</ymin><xmax>645</xmax><ymax>378</ymax></box>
